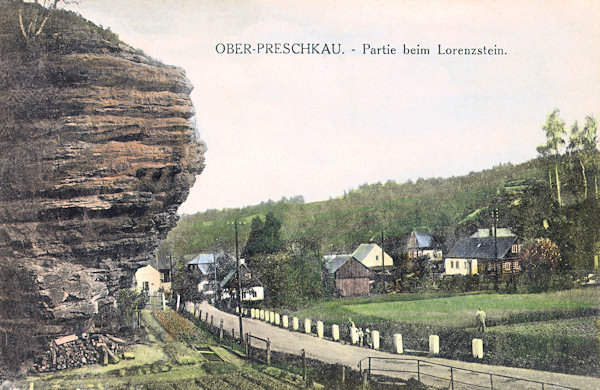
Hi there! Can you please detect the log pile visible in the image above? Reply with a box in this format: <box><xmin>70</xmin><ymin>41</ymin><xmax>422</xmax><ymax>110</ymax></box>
<box><xmin>34</xmin><ymin>333</ymin><xmax>126</xmax><ymax>372</ymax></box>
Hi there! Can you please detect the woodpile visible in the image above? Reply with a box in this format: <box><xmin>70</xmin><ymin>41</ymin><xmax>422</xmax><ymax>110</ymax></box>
<box><xmin>34</xmin><ymin>333</ymin><xmax>126</xmax><ymax>372</ymax></box>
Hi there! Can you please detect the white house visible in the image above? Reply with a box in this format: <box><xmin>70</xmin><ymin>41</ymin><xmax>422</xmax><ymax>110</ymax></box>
<box><xmin>351</xmin><ymin>243</ymin><xmax>394</xmax><ymax>270</ymax></box>
<box><xmin>134</xmin><ymin>265</ymin><xmax>162</xmax><ymax>295</ymax></box>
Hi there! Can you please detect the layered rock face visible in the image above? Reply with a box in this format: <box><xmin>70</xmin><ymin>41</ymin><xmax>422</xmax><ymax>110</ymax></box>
<box><xmin>0</xmin><ymin>5</ymin><xmax>203</xmax><ymax>368</ymax></box>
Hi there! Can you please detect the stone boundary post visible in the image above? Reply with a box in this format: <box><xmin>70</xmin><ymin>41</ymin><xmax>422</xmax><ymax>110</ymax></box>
<box><xmin>429</xmin><ymin>335</ymin><xmax>439</xmax><ymax>355</ymax></box>
<box><xmin>332</xmin><ymin>324</ymin><xmax>340</xmax><ymax>341</ymax></box>
<box><xmin>393</xmin><ymin>334</ymin><xmax>403</xmax><ymax>354</ymax></box>
<box><xmin>472</xmin><ymin>338</ymin><xmax>483</xmax><ymax>359</ymax></box>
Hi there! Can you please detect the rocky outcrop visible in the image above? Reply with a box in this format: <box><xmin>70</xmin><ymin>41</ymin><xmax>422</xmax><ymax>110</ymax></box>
<box><xmin>0</xmin><ymin>4</ymin><xmax>203</xmax><ymax>369</ymax></box>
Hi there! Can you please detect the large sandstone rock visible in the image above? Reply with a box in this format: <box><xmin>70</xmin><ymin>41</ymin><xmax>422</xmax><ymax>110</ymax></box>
<box><xmin>0</xmin><ymin>4</ymin><xmax>203</xmax><ymax>368</ymax></box>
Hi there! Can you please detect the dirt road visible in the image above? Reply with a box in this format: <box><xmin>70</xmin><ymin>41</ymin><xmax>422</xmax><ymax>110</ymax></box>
<box><xmin>198</xmin><ymin>302</ymin><xmax>600</xmax><ymax>390</ymax></box>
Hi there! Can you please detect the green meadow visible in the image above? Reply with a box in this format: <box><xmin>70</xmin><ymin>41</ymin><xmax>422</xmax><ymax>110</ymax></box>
<box><xmin>290</xmin><ymin>287</ymin><xmax>600</xmax><ymax>329</ymax></box>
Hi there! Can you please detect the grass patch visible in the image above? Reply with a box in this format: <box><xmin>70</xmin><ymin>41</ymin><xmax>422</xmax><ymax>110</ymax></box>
<box><xmin>291</xmin><ymin>287</ymin><xmax>600</xmax><ymax>327</ymax></box>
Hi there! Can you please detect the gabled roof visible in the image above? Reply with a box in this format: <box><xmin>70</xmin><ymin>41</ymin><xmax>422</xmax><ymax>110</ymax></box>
<box><xmin>323</xmin><ymin>255</ymin><xmax>351</xmax><ymax>274</ymax></box>
<box><xmin>188</xmin><ymin>253</ymin><xmax>216</xmax><ymax>265</ymax></box>
<box><xmin>447</xmin><ymin>236</ymin><xmax>518</xmax><ymax>260</ymax></box>
<box><xmin>220</xmin><ymin>264</ymin><xmax>262</xmax><ymax>289</ymax></box>
<box><xmin>414</xmin><ymin>231</ymin><xmax>433</xmax><ymax>248</ymax></box>
<box><xmin>352</xmin><ymin>244</ymin><xmax>379</xmax><ymax>261</ymax></box>
<box><xmin>187</xmin><ymin>253</ymin><xmax>223</xmax><ymax>275</ymax></box>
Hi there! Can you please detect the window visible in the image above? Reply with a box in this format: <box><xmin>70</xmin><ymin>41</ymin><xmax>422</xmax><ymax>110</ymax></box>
<box><xmin>375</xmin><ymin>255</ymin><xmax>379</xmax><ymax>261</ymax></box>
<box><xmin>504</xmin><ymin>262</ymin><xmax>511</xmax><ymax>271</ymax></box>
<box><xmin>142</xmin><ymin>281</ymin><xmax>149</xmax><ymax>291</ymax></box>
<box><xmin>512</xmin><ymin>244</ymin><xmax>518</xmax><ymax>253</ymax></box>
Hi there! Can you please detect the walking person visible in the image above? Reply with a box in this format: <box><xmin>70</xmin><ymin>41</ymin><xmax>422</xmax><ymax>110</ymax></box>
<box><xmin>476</xmin><ymin>308</ymin><xmax>486</xmax><ymax>332</ymax></box>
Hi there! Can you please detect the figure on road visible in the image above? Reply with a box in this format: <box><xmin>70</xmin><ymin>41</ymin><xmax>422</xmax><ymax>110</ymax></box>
<box><xmin>476</xmin><ymin>308</ymin><xmax>486</xmax><ymax>332</ymax></box>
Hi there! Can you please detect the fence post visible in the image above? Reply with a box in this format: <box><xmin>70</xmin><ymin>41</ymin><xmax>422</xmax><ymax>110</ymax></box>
<box><xmin>450</xmin><ymin>367</ymin><xmax>454</xmax><ymax>390</ymax></box>
<box><xmin>210</xmin><ymin>315</ymin><xmax>214</xmax><ymax>329</ymax></box>
<box><xmin>417</xmin><ymin>360</ymin><xmax>420</xmax><ymax>382</ymax></box>
<box><xmin>301</xmin><ymin>348</ymin><xmax>306</xmax><ymax>380</ymax></box>
<box><xmin>368</xmin><ymin>357</ymin><xmax>371</xmax><ymax>381</ymax></box>
<box><xmin>293</xmin><ymin>317</ymin><xmax>299</xmax><ymax>331</ymax></box>
<box><xmin>247</xmin><ymin>333</ymin><xmax>252</xmax><ymax>359</ymax></box>
<box><xmin>342</xmin><ymin>366</ymin><xmax>345</xmax><ymax>384</ymax></box>
<box><xmin>490</xmin><ymin>374</ymin><xmax>494</xmax><ymax>390</ymax></box>
<box><xmin>245</xmin><ymin>333</ymin><xmax>249</xmax><ymax>357</ymax></box>
<box><xmin>362</xmin><ymin>370</ymin><xmax>368</xmax><ymax>389</ymax></box>
<box><xmin>219</xmin><ymin>319</ymin><xmax>223</xmax><ymax>343</ymax></box>
<box><xmin>266</xmin><ymin>339</ymin><xmax>271</xmax><ymax>366</ymax></box>
<box><xmin>317</xmin><ymin>321</ymin><xmax>324</xmax><ymax>338</ymax></box>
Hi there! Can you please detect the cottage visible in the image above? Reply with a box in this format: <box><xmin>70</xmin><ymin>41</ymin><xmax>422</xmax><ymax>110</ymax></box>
<box><xmin>351</xmin><ymin>243</ymin><xmax>394</xmax><ymax>271</ymax></box>
<box><xmin>322</xmin><ymin>255</ymin><xmax>371</xmax><ymax>297</ymax></box>
<box><xmin>134</xmin><ymin>265</ymin><xmax>162</xmax><ymax>295</ymax></box>
<box><xmin>406</xmin><ymin>231</ymin><xmax>442</xmax><ymax>261</ymax></box>
<box><xmin>445</xmin><ymin>228</ymin><xmax>523</xmax><ymax>276</ymax></box>
<box><xmin>186</xmin><ymin>253</ymin><xmax>223</xmax><ymax>295</ymax></box>
<box><xmin>220</xmin><ymin>263</ymin><xmax>264</xmax><ymax>302</ymax></box>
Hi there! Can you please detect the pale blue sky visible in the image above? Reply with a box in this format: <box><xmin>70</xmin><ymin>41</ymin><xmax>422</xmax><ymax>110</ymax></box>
<box><xmin>66</xmin><ymin>0</ymin><xmax>600</xmax><ymax>213</ymax></box>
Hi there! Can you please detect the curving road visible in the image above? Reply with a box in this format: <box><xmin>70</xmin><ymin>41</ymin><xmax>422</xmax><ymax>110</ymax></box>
<box><xmin>197</xmin><ymin>302</ymin><xmax>600</xmax><ymax>390</ymax></box>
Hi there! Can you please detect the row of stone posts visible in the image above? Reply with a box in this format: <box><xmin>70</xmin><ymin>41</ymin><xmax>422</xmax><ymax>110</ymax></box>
<box><xmin>246</xmin><ymin>307</ymin><xmax>484</xmax><ymax>359</ymax></box>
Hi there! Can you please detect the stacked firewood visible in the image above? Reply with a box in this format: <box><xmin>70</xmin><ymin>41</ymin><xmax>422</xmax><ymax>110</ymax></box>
<box><xmin>34</xmin><ymin>333</ymin><xmax>126</xmax><ymax>372</ymax></box>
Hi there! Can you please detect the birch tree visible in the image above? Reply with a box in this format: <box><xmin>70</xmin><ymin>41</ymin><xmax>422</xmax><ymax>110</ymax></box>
<box><xmin>538</xmin><ymin>109</ymin><xmax>566</xmax><ymax>206</ymax></box>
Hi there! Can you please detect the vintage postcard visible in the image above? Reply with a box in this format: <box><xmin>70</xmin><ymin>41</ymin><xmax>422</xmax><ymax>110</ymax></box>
<box><xmin>0</xmin><ymin>1</ymin><xmax>599</xmax><ymax>388</ymax></box>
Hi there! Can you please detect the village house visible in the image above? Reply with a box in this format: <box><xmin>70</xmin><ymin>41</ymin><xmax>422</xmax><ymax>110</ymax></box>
<box><xmin>186</xmin><ymin>253</ymin><xmax>223</xmax><ymax>296</ymax></box>
<box><xmin>220</xmin><ymin>263</ymin><xmax>264</xmax><ymax>303</ymax></box>
<box><xmin>351</xmin><ymin>243</ymin><xmax>394</xmax><ymax>271</ymax></box>
<box><xmin>322</xmin><ymin>254</ymin><xmax>371</xmax><ymax>297</ymax></box>
<box><xmin>406</xmin><ymin>231</ymin><xmax>442</xmax><ymax>261</ymax></box>
<box><xmin>134</xmin><ymin>261</ymin><xmax>171</xmax><ymax>295</ymax></box>
<box><xmin>444</xmin><ymin>228</ymin><xmax>523</xmax><ymax>276</ymax></box>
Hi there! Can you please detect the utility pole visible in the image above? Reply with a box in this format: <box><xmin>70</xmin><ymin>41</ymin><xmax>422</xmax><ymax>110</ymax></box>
<box><xmin>213</xmin><ymin>254</ymin><xmax>218</xmax><ymax>302</ymax></box>
<box><xmin>492</xmin><ymin>208</ymin><xmax>499</xmax><ymax>284</ymax></box>
<box><xmin>381</xmin><ymin>230</ymin><xmax>385</xmax><ymax>272</ymax></box>
<box><xmin>234</xmin><ymin>219</ymin><xmax>243</xmax><ymax>344</ymax></box>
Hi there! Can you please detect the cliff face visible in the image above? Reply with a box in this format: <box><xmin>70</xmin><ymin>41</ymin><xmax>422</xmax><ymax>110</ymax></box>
<box><xmin>0</xmin><ymin>4</ymin><xmax>204</xmax><ymax>368</ymax></box>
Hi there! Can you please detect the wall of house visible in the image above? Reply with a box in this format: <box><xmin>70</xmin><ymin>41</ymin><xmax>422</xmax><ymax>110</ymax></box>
<box><xmin>336</xmin><ymin>278</ymin><xmax>369</xmax><ymax>297</ymax></box>
<box><xmin>222</xmin><ymin>286</ymin><xmax>264</xmax><ymax>301</ymax></box>
<box><xmin>134</xmin><ymin>265</ymin><xmax>161</xmax><ymax>294</ymax></box>
<box><xmin>336</xmin><ymin>259</ymin><xmax>370</xmax><ymax>279</ymax></box>
<box><xmin>444</xmin><ymin>258</ymin><xmax>477</xmax><ymax>275</ymax></box>
<box><xmin>361</xmin><ymin>247</ymin><xmax>394</xmax><ymax>268</ymax></box>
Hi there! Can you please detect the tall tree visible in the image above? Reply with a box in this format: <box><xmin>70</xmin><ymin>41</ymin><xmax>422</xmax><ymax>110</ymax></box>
<box><xmin>242</xmin><ymin>212</ymin><xmax>282</xmax><ymax>258</ymax></box>
<box><xmin>581</xmin><ymin>116</ymin><xmax>599</xmax><ymax>198</ymax></box>
<box><xmin>538</xmin><ymin>109</ymin><xmax>566</xmax><ymax>206</ymax></box>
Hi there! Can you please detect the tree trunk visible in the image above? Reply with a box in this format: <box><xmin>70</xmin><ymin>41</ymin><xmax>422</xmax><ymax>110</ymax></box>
<box><xmin>579</xmin><ymin>158</ymin><xmax>588</xmax><ymax>199</ymax></box>
<box><xmin>555</xmin><ymin>162</ymin><xmax>562</xmax><ymax>206</ymax></box>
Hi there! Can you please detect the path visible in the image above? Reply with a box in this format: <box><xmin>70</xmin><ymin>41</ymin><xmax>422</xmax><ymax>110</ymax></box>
<box><xmin>199</xmin><ymin>302</ymin><xmax>600</xmax><ymax>390</ymax></box>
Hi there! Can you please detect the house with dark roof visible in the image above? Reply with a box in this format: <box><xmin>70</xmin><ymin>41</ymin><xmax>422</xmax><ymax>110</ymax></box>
<box><xmin>444</xmin><ymin>228</ymin><xmax>523</xmax><ymax>276</ymax></box>
<box><xmin>186</xmin><ymin>253</ymin><xmax>229</xmax><ymax>296</ymax></box>
<box><xmin>220</xmin><ymin>263</ymin><xmax>264</xmax><ymax>302</ymax></box>
<box><xmin>351</xmin><ymin>243</ymin><xmax>394</xmax><ymax>271</ymax></box>
<box><xmin>406</xmin><ymin>231</ymin><xmax>442</xmax><ymax>261</ymax></box>
<box><xmin>322</xmin><ymin>254</ymin><xmax>371</xmax><ymax>297</ymax></box>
